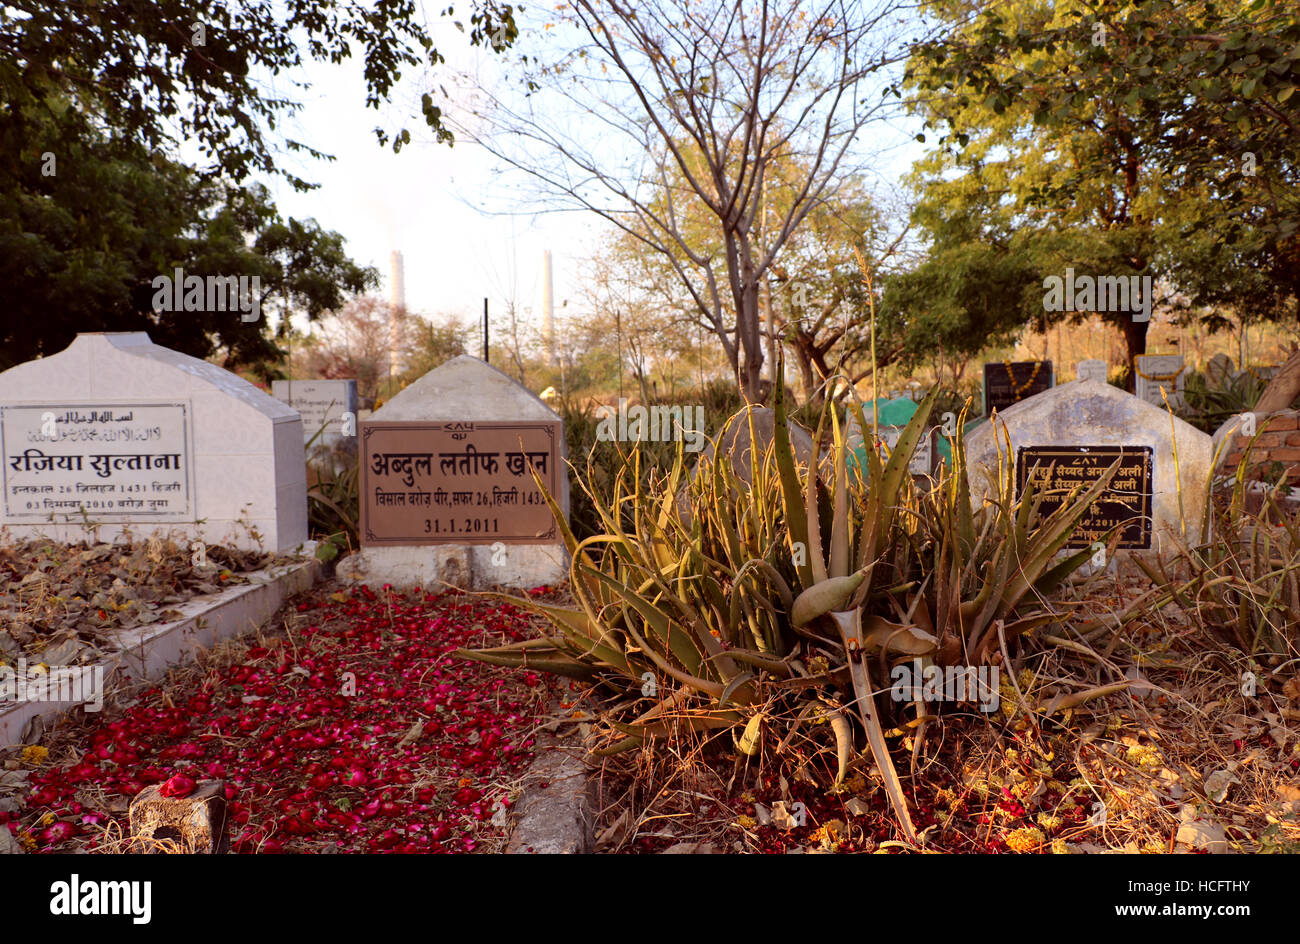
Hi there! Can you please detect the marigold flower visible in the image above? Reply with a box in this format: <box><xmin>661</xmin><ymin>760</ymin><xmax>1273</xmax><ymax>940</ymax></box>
<box><xmin>1006</xmin><ymin>826</ymin><xmax>1045</xmax><ymax>853</ymax></box>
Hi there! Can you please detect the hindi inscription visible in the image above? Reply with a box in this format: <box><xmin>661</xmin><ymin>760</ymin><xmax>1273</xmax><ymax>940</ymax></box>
<box><xmin>1</xmin><ymin>403</ymin><xmax>193</xmax><ymax>519</ymax></box>
<box><xmin>360</xmin><ymin>421</ymin><xmax>561</xmax><ymax>545</ymax></box>
<box><xmin>1015</xmin><ymin>445</ymin><xmax>1153</xmax><ymax>549</ymax></box>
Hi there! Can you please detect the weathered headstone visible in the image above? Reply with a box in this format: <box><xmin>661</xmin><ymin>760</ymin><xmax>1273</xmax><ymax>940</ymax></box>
<box><xmin>879</xmin><ymin>425</ymin><xmax>935</xmax><ymax>476</ymax></box>
<box><xmin>338</xmin><ymin>355</ymin><xmax>568</xmax><ymax>590</ymax></box>
<box><xmin>1134</xmin><ymin>354</ymin><xmax>1186</xmax><ymax>410</ymax></box>
<box><xmin>845</xmin><ymin>399</ymin><xmax>935</xmax><ymax>476</ymax></box>
<box><xmin>1233</xmin><ymin>364</ymin><xmax>1279</xmax><ymax>386</ymax></box>
<box><xmin>982</xmin><ymin>360</ymin><xmax>1054</xmax><ymax>415</ymax></box>
<box><xmin>0</xmin><ymin>333</ymin><xmax>307</xmax><ymax>552</ymax></box>
<box><xmin>1206</xmin><ymin>353</ymin><xmax>1234</xmax><ymax>385</ymax></box>
<box><xmin>271</xmin><ymin>379</ymin><xmax>357</xmax><ymax>449</ymax></box>
<box><xmin>964</xmin><ymin>381</ymin><xmax>1211</xmax><ymax>554</ymax></box>
<box><xmin>1076</xmin><ymin>359</ymin><xmax>1109</xmax><ymax>384</ymax></box>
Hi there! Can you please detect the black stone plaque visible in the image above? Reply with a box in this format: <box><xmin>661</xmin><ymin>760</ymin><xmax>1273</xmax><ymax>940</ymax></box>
<box><xmin>983</xmin><ymin>361</ymin><xmax>1053</xmax><ymax>415</ymax></box>
<box><xmin>1015</xmin><ymin>445</ymin><xmax>1153</xmax><ymax>549</ymax></box>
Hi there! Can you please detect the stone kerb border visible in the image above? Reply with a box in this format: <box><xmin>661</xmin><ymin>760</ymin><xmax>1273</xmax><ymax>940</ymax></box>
<box><xmin>1</xmin><ymin>550</ymin><xmax>324</xmax><ymax>748</ymax></box>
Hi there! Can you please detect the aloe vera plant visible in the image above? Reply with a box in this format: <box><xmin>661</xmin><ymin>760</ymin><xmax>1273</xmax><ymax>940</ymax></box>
<box><xmin>458</xmin><ymin>362</ymin><xmax>1122</xmax><ymax>841</ymax></box>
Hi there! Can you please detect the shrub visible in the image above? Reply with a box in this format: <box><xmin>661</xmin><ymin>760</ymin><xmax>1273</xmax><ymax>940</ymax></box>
<box><xmin>460</xmin><ymin>363</ymin><xmax>1118</xmax><ymax>840</ymax></box>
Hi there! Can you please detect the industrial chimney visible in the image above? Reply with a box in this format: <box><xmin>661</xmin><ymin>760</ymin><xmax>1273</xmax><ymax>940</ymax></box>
<box><xmin>388</xmin><ymin>250</ymin><xmax>405</xmax><ymax>388</ymax></box>
<box><xmin>390</xmin><ymin>250</ymin><xmax>406</xmax><ymax>311</ymax></box>
<box><xmin>542</xmin><ymin>250</ymin><xmax>555</xmax><ymax>366</ymax></box>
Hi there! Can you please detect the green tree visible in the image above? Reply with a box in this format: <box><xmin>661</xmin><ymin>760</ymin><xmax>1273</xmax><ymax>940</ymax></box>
<box><xmin>0</xmin><ymin>95</ymin><xmax>376</xmax><ymax>371</ymax></box>
<box><xmin>902</xmin><ymin>0</ymin><xmax>1300</xmax><ymax>373</ymax></box>
<box><xmin>1</xmin><ymin>0</ymin><xmax>522</xmax><ymax>187</ymax></box>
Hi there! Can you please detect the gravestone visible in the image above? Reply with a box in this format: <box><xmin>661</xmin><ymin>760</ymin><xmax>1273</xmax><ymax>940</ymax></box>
<box><xmin>879</xmin><ymin>426</ymin><xmax>935</xmax><ymax>476</ymax></box>
<box><xmin>1206</xmin><ymin>353</ymin><xmax>1234</xmax><ymax>385</ymax></box>
<box><xmin>271</xmin><ymin>379</ymin><xmax>357</xmax><ymax>449</ymax></box>
<box><xmin>963</xmin><ymin>381</ymin><xmax>1212</xmax><ymax>554</ymax></box>
<box><xmin>1233</xmin><ymin>364</ymin><xmax>1279</xmax><ymax>386</ymax></box>
<box><xmin>0</xmin><ymin>333</ymin><xmax>307</xmax><ymax>552</ymax></box>
<box><xmin>846</xmin><ymin>401</ymin><xmax>934</xmax><ymax>476</ymax></box>
<box><xmin>1134</xmin><ymin>354</ymin><xmax>1186</xmax><ymax>410</ymax></box>
<box><xmin>983</xmin><ymin>360</ymin><xmax>1053</xmax><ymax>414</ymax></box>
<box><xmin>337</xmin><ymin>355</ymin><xmax>568</xmax><ymax>590</ymax></box>
<box><xmin>1076</xmin><ymin>359</ymin><xmax>1109</xmax><ymax>384</ymax></box>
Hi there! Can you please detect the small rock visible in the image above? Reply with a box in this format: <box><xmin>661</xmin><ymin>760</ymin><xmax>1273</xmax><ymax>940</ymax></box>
<box><xmin>1204</xmin><ymin>769</ymin><xmax>1238</xmax><ymax>804</ymax></box>
<box><xmin>129</xmin><ymin>779</ymin><xmax>228</xmax><ymax>854</ymax></box>
<box><xmin>1176</xmin><ymin>820</ymin><xmax>1227</xmax><ymax>853</ymax></box>
<box><xmin>660</xmin><ymin>842</ymin><xmax>718</xmax><ymax>854</ymax></box>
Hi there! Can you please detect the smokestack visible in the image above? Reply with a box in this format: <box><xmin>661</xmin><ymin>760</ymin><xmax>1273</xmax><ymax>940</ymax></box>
<box><xmin>388</xmin><ymin>250</ymin><xmax>405</xmax><ymax>389</ymax></box>
<box><xmin>542</xmin><ymin>250</ymin><xmax>555</xmax><ymax>366</ymax></box>
<box><xmin>390</xmin><ymin>251</ymin><xmax>406</xmax><ymax>311</ymax></box>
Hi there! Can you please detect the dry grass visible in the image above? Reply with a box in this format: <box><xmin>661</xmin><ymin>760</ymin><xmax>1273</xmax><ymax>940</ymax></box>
<box><xmin>575</xmin><ymin>575</ymin><xmax>1300</xmax><ymax>854</ymax></box>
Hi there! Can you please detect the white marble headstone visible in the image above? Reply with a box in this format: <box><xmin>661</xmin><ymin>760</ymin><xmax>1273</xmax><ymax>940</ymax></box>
<box><xmin>272</xmin><ymin>379</ymin><xmax>358</xmax><ymax>448</ymax></box>
<box><xmin>337</xmin><ymin>355</ymin><xmax>569</xmax><ymax>591</ymax></box>
<box><xmin>1076</xmin><ymin>359</ymin><xmax>1109</xmax><ymax>384</ymax></box>
<box><xmin>963</xmin><ymin>381</ymin><xmax>1211</xmax><ymax>554</ymax></box>
<box><xmin>0</xmin><ymin>333</ymin><xmax>307</xmax><ymax>552</ymax></box>
<box><xmin>1134</xmin><ymin>354</ymin><xmax>1186</xmax><ymax>410</ymax></box>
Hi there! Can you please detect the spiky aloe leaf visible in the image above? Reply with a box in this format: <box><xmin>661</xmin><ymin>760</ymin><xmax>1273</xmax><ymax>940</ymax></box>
<box><xmin>831</xmin><ymin>608</ymin><xmax>917</xmax><ymax>843</ymax></box>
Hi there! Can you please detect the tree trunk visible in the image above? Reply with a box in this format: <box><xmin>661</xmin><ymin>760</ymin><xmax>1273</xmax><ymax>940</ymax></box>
<box><xmin>1120</xmin><ymin>316</ymin><xmax>1149</xmax><ymax>392</ymax></box>
<box><xmin>1253</xmin><ymin>348</ymin><xmax>1300</xmax><ymax>413</ymax></box>
<box><xmin>739</xmin><ymin>278</ymin><xmax>764</xmax><ymax>402</ymax></box>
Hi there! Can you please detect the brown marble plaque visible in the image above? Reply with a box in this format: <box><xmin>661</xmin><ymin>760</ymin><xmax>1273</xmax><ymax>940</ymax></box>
<box><xmin>360</xmin><ymin>421</ymin><xmax>561</xmax><ymax>546</ymax></box>
<box><xmin>1015</xmin><ymin>445</ymin><xmax>1153</xmax><ymax>549</ymax></box>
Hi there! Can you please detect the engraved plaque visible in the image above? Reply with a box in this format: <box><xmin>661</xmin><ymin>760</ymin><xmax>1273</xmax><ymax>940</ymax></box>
<box><xmin>983</xmin><ymin>361</ymin><xmax>1053</xmax><ymax>415</ymax></box>
<box><xmin>2</xmin><ymin>403</ymin><xmax>193</xmax><ymax>520</ymax></box>
<box><xmin>1015</xmin><ymin>445</ymin><xmax>1153</xmax><ymax>549</ymax></box>
<box><xmin>360</xmin><ymin>421</ymin><xmax>561</xmax><ymax>545</ymax></box>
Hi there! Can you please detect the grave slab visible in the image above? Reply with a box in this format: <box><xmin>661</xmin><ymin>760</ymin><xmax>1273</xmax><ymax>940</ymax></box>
<box><xmin>1134</xmin><ymin>354</ymin><xmax>1187</xmax><ymax>410</ymax></box>
<box><xmin>983</xmin><ymin>360</ymin><xmax>1054</xmax><ymax>414</ymax></box>
<box><xmin>337</xmin><ymin>355</ymin><xmax>569</xmax><ymax>590</ymax></box>
<box><xmin>1076</xmin><ymin>359</ymin><xmax>1109</xmax><ymax>384</ymax></box>
<box><xmin>963</xmin><ymin>380</ymin><xmax>1212</xmax><ymax>554</ymax></box>
<box><xmin>271</xmin><ymin>379</ymin><xmax>358</xmax><ymax>449</ymax></box>
<box><xmin>0</xmin><ymin>333</ymin><xmax>307</xmax><ymax>552</ymax></box>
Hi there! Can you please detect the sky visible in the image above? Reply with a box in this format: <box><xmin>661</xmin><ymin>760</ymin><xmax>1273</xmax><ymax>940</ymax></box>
<box><xmin>255</xmin><ymin>17</ymin><xmax>600</xmax><ymax>337</ymax></box>
<box><xmin>253</xmin><ymin>7</ymin><xmax>928</xmax><ymax>341</ymax></box>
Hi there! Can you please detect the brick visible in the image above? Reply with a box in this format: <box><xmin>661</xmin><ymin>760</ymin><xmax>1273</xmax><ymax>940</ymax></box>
<box><xmin>129</xmin><ymin>779</ymin><xmax>228</xmax><ymax>853</ymax></box>
<box><xmin>1263</xmin><ymin>447</ymin><xmax>1300</xmax><ymax>463</ymax></box>
<box><xmin>1251</xmin><ymin>432</ymin><xmax>1286</xmax><ymax>448</ymax></box>
<box><xmin>1286</xmin><ymin>432</ymin><xmax>1300</xmax><ymax>447</ymax></box>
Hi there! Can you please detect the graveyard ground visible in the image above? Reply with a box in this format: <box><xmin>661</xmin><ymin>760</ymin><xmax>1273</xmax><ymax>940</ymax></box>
<box><xmin>6</xmin><ymin>565</ymin><xmax>1300</xmax><ymax>853</ymax></box>
<box><xmin>2</xmin><ymin>579</ymin><xmax>558</xmax><ymax>854</ymax></box>
<box><xmin>574</xmin><ymin>566</ymin><xmax>1300</xmax><ymax>854</ymax></box>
